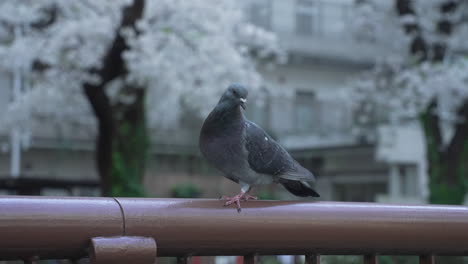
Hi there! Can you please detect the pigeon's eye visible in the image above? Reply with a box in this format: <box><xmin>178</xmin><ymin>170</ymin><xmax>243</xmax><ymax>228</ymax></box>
<box><xmin>232</xmin><ymin>90</ymin><xmax>238</xmax><ymax>96</ymax></box>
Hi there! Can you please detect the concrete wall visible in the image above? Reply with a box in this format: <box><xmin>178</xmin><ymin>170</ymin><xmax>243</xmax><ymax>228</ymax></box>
<box><xmin>0</xmin><ymin>148</ymin><xmax>98</xmax><ymax>181</ymax></box>
<box><xmin>376</xmin><ymin>122</ymin><xmax>428</xmax><ymax>203</ymax></box>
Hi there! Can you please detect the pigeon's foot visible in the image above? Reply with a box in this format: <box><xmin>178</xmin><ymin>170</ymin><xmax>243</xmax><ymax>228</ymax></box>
<box><xmin>221</xmin><ymin>194</ymin><xmax>243</xmax><ymax>213</ymax></box>
<box><xmin>220</xmin><ymin>192</ymin><xmax>257</xmax><ymax>213</ymax></box>
<box><xmin>241</xmin><ymin>193</ymin><xmax>258</xmax><ymax>201</ymax></box>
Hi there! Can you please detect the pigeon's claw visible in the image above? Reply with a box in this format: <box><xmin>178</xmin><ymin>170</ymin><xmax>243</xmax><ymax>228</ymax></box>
<box><xmin>221</xmin><ymin>193</ymin><xmax>245</xmax><ymax>213</ymax></box>
<box><xmin>241</xmin><ymin>194</ymin><xmax>258</xmax><ymax>201</ymax></box>
<box><xmin>220</xmin><ymin>191</ymin><xmax>257</xmax><ymax>213</ymax></box>
<box><xmin>222</xmin><ymin>194</ymin><xmax>243</xmax><ymax>213</ymax></box>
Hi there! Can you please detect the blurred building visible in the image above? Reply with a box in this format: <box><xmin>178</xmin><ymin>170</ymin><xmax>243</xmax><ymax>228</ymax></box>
<box><xmin>0</xmin><ymin>0</ymin><xmax>426</xmax><ymax>203</ymax></box>
<box><xmin>239</xmin><ymin>0</ymin><xmax>426</xmax><ymax>203</ymax></box>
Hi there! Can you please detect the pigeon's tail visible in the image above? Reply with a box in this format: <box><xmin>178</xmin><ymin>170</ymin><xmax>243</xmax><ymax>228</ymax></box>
<box><xmin>279</xmin><ymin>179</ymin><xmax>320</xmax><ymax>197</ymax></box>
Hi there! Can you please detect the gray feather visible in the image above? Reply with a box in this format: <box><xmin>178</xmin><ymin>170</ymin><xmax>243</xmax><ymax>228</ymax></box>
<box><xmin>199</xmin><ymin>84</ymin><xmax>319</xmax><ymax>198</ymax></box>
<box><xmin>244</xmin><ymin>121</ymin><xmax>315</xmax><ymax>182</ymax></box>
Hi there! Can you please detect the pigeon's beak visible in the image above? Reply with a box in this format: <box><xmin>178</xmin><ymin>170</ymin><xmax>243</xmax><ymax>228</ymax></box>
<box><xmin>240</xmin><ymin>98</ymin><xmax>247</xmax><ymax>110</ymax></box>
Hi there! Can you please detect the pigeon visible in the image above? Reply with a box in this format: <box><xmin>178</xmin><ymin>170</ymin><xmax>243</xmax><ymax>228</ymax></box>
<box><xmin>199</xmin><ymin>83</ymin><xmax>319</xmax><ymax>212</ymax></box>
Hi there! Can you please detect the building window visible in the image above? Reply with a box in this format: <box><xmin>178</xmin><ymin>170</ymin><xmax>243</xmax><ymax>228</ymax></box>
<box><xmin>248</xmin><ymin>0</ymin><xmax>271</xmax><ymax>30</ymax></box>
<box><xmin>321</xmin><ymin>1</ymin><xmax>349</xmax><ymax>37</ymax></box>
<box><xmin>294</xmin><ymin>91</ymin><xmax>352</xmax><ymax>136</ymax></box>
<box><xmin>295</xmin><ymin>0</ymin><xmax>319</xmax><ymax>35</ymax></box>
<box><xmin>295</xmin><ymin>0</ymin><xmax>352</xmax><ymax>38</ymax></box>
<box><xmin>294</xmin><ymin>90</ymin><xmax>317</xmax><ymax>133</ymax></box>
<box><xmin>296</xmin><ymin>13</ymin><xmax>313</xmax><ymax>35</ymax></box>
<box><xmin>247</xmin><ymin>88</ymin><xmax>270</xmax><ymax>130</ymax></box>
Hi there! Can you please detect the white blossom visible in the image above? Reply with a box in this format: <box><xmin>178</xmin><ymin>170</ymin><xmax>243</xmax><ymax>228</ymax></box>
<box><xmin>348</xmin><ymin>1</ymin><xmax>468</xmax><ymax>146</ymax></box>
<box><xmin>0</xmin><ymin>0</ymin><xmax>280</xmax><ymax>135</ymax></box>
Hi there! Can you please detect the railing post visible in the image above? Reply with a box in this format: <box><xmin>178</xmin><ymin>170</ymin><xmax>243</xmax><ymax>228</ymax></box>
<box><xmin>363</xmin><ymin>254</ymin><xmax>378</xmax><ymax>264</ymax></box>
<box><xmin>243</xmin><ymin>254</ymin><xmax>257</xmax><ymax>264</ymax></box>
<box><xmin>177</xmin><ymin>256</ymin><xmax>192</xmax><ymax>264</ymax></box>
<box><xmin>72</xmin><ymin>258</ymin><xmax>91</xmax><ymax>264</ymax></box>
<box><xmin>23</xmin><ymin>256</ymin><xmax>39</xmax><ymax>264</ymax></box>
<box><xmin>420</xmin><ymin>255</ymin><xmax>435</xmax><ymax>264</ymax></box>
<box><xmin>305</xmin><ymin>254</ymin><xmax>320</xmax><ymax>264</ymax></box>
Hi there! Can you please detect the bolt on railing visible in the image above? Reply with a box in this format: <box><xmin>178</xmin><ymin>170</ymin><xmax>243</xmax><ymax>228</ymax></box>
<box><xmin>0</xmin><ymin>196</ymin><xmax>467</xmax><ymax>264</ymax></box>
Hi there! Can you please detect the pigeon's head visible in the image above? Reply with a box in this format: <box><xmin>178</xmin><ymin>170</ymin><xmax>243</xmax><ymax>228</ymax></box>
<box><xmin>220</xmin><ymin>83</ymin><xmax>248</xmax><ymax>110</ymax></box>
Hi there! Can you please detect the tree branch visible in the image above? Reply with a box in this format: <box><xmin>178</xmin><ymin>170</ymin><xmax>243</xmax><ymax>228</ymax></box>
<box><xmin>84</xmin><ymin>0</ymin><xmax>145</xmax><ymax>131</ymax></box>
<box><xmin>395</xmin><ymin>0</ymin><xmax>428</xmax><ymax>61</ymax></box>
<box><xmin>83</xmin><ymin>0</ymin><xmax>145</xmax><ymax>195</ymax></box>
<box><xmin>444</xmin><ymin>99</ymin><xmax>468</xmax><ymax>184</ymax></box>
<box><xmin>424</xmin><ymin>99</ymin><xmax>443</xmax><ymax>155</ymax></box>
<box><xmin>31</xmin><ymin>4</ymin><xmax>58</xmax><ymax>30</ymax></box>
<box><xmin>432</xmin><ymin>0</ymin><xmax>458</xmax><ymax>62</ymax></box>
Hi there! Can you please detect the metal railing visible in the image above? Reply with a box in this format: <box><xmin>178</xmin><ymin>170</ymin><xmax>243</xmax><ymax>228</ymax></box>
<box><xmin>1</xmin><ymin>196</ymin><xmax>467</xmax><ymax>264</ymax></box>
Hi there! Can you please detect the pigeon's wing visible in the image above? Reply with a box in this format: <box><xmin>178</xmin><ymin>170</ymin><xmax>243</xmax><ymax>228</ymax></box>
<box><xmin>244</xmin><ymin>121</ymin><xmax>315</xmax><ymax>182</ymax></box>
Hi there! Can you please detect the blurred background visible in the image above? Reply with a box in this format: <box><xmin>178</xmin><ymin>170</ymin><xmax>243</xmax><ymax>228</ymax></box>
<box><xmin>0</xmin><ymin>0</ymin><xmax>467</xmax><ymax>263</ymax></box>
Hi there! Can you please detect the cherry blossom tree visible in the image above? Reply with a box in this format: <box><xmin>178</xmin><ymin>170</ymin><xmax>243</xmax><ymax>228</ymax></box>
<box><xmin>0</xmin><ymin>0</ymin><xmax>280</xmax><ymax>196</ymax></box>
<box><xmin>351</xmin><ymin>0</ymin><xmax>468</xmax><ymax>204</ymax></box>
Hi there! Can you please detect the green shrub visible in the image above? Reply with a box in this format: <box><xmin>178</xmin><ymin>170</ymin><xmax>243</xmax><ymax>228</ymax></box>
<box><xmin>170</xmin><ymin>183</ymin><xmax>202</xmax><ymax>198</ymax></box>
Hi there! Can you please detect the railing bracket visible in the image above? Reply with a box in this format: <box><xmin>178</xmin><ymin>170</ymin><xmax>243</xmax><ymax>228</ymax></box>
<box><xmin>90</xmin><ymin>236</ymin><xmax>157</xmax><ymax>264</ymax></box>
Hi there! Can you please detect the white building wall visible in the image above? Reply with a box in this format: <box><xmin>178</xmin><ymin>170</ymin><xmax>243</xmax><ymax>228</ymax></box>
<box><xmin>258</xmin><ymin>62</ymin><xmax>362</xmax><ymax>138</ymax></box>
<box><xmin>0</xmin><ymin>72</ymin><xmax>10</xmax><ymax>110</ymax></box>
<box><xmin>271</xmin><ymin>0</ymin><xmax>295</xmax><ymax>33</ymax></box>
<box><xmin>375</xmin><ymin>123</ymin><xmax>428</xmax><ymax>203</ymax></box>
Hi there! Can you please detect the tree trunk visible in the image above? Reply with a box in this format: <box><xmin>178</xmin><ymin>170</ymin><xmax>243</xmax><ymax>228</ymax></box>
<box><xmin>396</xmin><ymin>0</ymin><xmax>467</xmax><ymax>204</ymax></box>
<box><xmin>422</xmin><ymin>0</ymin><xmax>467</xmax><ymax>204</ymax></box>
<box><xmin>420</xmin><ymin>101</ymin><xmax>468</xmax><ymax>205</ymax></box>
<box><xmin>110</xmin><ymin>88</ymin><xmax>148</xmax><ymax>197</ymax></box>
<box><xmin>83</xmin><ymin>0</ymin><xmax>146</xmax><ymax>196</ymax></box>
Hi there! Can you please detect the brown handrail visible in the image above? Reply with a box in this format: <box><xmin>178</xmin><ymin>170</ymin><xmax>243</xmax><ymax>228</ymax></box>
<box><xmin>1</xmin><ymin>196</ymin><xmax>468</xmax><ymax>261</ymax></box>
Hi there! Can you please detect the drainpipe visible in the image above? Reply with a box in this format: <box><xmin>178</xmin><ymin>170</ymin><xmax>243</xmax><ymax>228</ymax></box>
<box><xmin>389</xmin><ymin>164</ymin><xmax>401</xmax><ymax>199</ymax></box>
<box><xmin>10</xmin><ymin>25</ymin><xmax>22</xmax><ymax>178</ymax></box>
